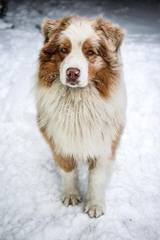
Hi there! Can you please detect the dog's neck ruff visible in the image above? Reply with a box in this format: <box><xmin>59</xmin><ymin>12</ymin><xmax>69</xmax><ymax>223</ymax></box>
<box><xmin>37</xmin><ymin>80</ymin><xmax>119</xmax><ymax>160</ymax></box>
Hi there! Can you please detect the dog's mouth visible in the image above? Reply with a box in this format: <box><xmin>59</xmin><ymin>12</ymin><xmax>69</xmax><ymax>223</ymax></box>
<box><xmin>65</xmin><ymin>78</ymin><xmax>79</xmax><ymax>88</ymax></box>
<box><xmin>65</xmin><ymin>81</ymin><xmax>88</xmax><ymax>89</ymax></box>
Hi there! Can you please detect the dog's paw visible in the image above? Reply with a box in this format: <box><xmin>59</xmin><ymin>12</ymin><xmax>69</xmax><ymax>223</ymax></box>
<box><xmin>62</xmin><ymin>193</ymin><xmax>81</xmax><ymax>206</ymax></box>
<box><xmin>84</xmin><ymin>202</ymin><xmax>105</xmax><ymax>218</ymax></box>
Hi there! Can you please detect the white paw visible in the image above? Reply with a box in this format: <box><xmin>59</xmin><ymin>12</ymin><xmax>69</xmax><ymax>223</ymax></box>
<box><xmin>84</xmin><ymin>202</ymin><xmax>105</xmax><ymax>218</ymax></box>
<box><xmin>62</xmin><ymin>193</ymin><xmax>81</xmax><ymax>206</ymax></box>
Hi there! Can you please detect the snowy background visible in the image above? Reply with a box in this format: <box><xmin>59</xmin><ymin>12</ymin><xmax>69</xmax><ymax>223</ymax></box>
<box><xmin>0</xmin><ymin>0</ymin><xmax>160</xmax><ymax>239</ymax></box>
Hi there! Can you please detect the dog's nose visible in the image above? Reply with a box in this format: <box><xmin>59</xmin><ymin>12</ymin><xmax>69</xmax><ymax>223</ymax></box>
<box><xmin>66</xmin><ymin>67</ymin><xmax>80</xmax><ymax>83</ymax></box>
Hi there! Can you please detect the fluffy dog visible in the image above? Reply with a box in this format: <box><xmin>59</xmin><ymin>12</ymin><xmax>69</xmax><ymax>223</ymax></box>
<box><xmin>36</xmin><ymin>16</ymin><xmax>126</xmax><ymax>218</ymax></box>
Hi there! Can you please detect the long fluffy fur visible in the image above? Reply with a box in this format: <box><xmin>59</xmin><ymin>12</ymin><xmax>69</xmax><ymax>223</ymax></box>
<box><xmin>36</xmin><ymin>16</ymin><xmax>127</xmax><ymax>218</ymax></box>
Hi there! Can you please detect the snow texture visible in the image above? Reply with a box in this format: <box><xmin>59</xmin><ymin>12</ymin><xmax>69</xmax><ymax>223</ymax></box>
<box><xmin>0</xmin><ymin>1</ymin><xmax>160</xmax><ymax>239</ymax></box>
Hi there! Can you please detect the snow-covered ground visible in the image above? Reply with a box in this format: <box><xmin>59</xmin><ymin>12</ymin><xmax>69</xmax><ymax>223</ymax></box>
<box><xmin>0</xmin><ymin>1</ymin><xmax>160</xmax><ymax>239</ymax></box>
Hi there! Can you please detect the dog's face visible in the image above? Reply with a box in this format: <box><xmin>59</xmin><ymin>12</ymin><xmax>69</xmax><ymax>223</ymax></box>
<box><xmin>39</xmin><ymin>16</ymin><xmax>124</xmax><ymax>96</ymax></box>
<box><xmin>59</xmin><ymin>21</ymin><xmax>99</xmax><ymax>88</ymax></box>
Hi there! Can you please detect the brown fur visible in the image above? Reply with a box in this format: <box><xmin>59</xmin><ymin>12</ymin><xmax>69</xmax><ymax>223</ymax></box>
<box><xmin>39</xmin><ymin>37</ymin><xmax>71</xmax><ymax>87</ymax></box>
<box><xmin>38</xmin><ymin>123</ymin><xmax>76</xmax><ymax>172</ymax></box>
<box><xmin>93</xmin><ymin>17</ymin><xmax>124</xmax><ymax>51</ymax></box>
<box><xmin>54</xmin><ymin>153</ymin><xmax>76</xmax><ymax>172</ymax></box>
<box><xmin>39</xmin><ymin>17</ymin><xmax>72</xmax><ymax>87</ymax></box>
<box><xmin>82</xmin><ymin>37</ymin><xmax>121</xmax><ymax>98</ymax></box>
<box><xmin>42</xmin><ymin>16</ymin><xmax>72</xmax><ymax>43</ymax></box>
<box><xmin>111</xmin><ymin>126</ymin><xmax>123</xmax><ymax>159</ymax></box>
<box><xmin>90</xmin><ymin>17</ymin><xmax>124</xmax><ymax>97</ymax></box>
<box><xmin>88</xmin><ymin>157</ymin><xmax>97</xmax><ymax>170</ymax></box>
<box><xmin>82</xmin><ymin>39</ymin><xmax>99</xmax><ymax>62</ymax></box>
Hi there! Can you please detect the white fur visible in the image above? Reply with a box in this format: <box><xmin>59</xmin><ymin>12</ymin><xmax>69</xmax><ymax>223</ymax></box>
<box><xmin>85</xmin><ymin>156</ymin><xmax>114</xmax><ymax>217</ymax></box>
<box><xmin>36</xmin><ymin>79</ymin><xmax>126</xmax><ymax>162</ymax></box>
<box><xmin>59</xmin><ymin>48</ymin><xmax>88</xmax><ymax>88</ymax></box>
<box><xmin>59</xmin><ymin>21</ymin><xmax>99</xmax><ymax>88</ymax></box>
<box><xmin>36</xmin><ymin>77</ymin><xmax>126</xmax><ymax>216</ymax></box>
<box><xmin>62</xmin><ymin>20</ymin><xmax>98</xmax><ymax>47</ymax></box>
<box><xmin>36</xmin><ymin>20</ymin><xmax>126</xmax><ymax>217</ymax></box>
<box><xmin>60</xmin><ymin>169</ymin><xmax>81</xmax><ymax>206</ymax></box>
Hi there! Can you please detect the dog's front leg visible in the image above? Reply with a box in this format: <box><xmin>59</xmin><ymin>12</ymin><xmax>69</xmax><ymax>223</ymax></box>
<box><xmin>53</xmin><ymin>153</ymin><xmax>81</xmax><ymax>206</ymax></box>
<box><xmin>85</xmin><ymin>157</ymin><xmax>113</xmax><ymax>218</ymax></box>
<box><xmin>60</xmin><ymin>169</ymin><xmax>81</xmax><ymax>206</ymax></box>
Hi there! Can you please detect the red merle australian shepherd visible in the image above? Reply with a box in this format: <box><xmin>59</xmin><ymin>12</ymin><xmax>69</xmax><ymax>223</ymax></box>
<box><xmin>36</xmin><ymin>16</ymin><xmax>126</xmax><ymax>218</ymax></box>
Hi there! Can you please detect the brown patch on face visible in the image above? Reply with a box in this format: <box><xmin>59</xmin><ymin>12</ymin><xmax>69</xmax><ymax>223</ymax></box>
<box><xmin>82</xmin><ymin>18</ymin><xmax>124</xmax><ymax>98</ymax></box>
<box><xmin>39</xmin><ymin>37</ymin><xmax>71</xmax><ymax>87</ymax></box>
<box><xmin>82</xmin><ymin>37</ymin><xmax>121</xmax><ymax>98</ymax></box>
<box><xmin>93</xmin><ymin>66</ymin><xmax>120</xmax><ymax>98</ymax></box>
<box><xmin>38</xmin><ymin>17</ymin><xmax>72</xmax><ymax>87</ymax></box>
<box><xmin>111</xmin><ymin>126</ymin><xmax>123</xmax><ymax>159</ymax></box>
<box><xmin>37</xmin><ymin>119</ymin><xmax>76</xmax><ymax>172</ymax></box>
<box><xmin>82</xmin><ymin>39</ymin><xmax>107</xmax><ymax>96</ymax></box>
<box><xmin>82</xmin><ymin>39</ymin><xmax>98</xmax><ymax>63</ymax></box>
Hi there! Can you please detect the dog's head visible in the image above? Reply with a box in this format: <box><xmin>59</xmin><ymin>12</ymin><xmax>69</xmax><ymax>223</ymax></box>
<box><xmin>39</xmin><ymin>16</ymin><xmax>124</xmax><ymax>96</ymax></box>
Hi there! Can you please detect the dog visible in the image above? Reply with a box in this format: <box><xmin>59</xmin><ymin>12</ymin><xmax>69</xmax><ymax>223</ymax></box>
<box><xmin>36</xmin><ymin>16</ymin><xmax>126</xmax><ymax>218</ymax></box>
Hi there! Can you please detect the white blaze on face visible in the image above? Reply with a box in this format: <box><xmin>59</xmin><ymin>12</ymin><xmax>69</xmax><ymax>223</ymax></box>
<box><xmin>59</xmin><ymin>20</ymin><xmax>98</xmax><ymax>88</ymax></box>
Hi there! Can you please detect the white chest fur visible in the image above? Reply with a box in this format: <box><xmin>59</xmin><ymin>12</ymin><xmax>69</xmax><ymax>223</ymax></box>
<box><xmin>36</xmin><ymin>81</ymin><xmax>126</xmax><ymax>161</ymax></box>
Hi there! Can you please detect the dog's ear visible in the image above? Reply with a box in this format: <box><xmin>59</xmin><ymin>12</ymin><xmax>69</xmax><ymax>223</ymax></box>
<box><xmin>95</xmin><ymin>17</ymin><xmax>124</xmax><ymax>51</ymax></box>
<box><xmin>42</xmin><ymin>18</ymin><xmax>59</xmax><ymax>43</ymax></box>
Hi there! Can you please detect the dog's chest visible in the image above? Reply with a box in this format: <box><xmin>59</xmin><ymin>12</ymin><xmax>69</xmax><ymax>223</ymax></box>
<box><xmin>37</xmin><ymin>83</ymin><xmax>115</xmax><ymax>159</ymax></box>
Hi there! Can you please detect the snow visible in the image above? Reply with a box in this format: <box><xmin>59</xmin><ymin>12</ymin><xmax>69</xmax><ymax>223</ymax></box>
<box><xmin>0</xmin><ymin>1</ymin><xmax>160</xmax><ymax>239</ymax></box>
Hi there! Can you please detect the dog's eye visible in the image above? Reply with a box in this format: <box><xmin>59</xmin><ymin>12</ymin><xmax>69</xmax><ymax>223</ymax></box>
<box><xmin>86</xmin><ymin>49</ymin><xmax>95</xmax><ymax>56</ymax></box>
<box><xmin>60</xmin><ymin>47</ymin><xmax>68</xmax><ymax>54</ymax></box>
